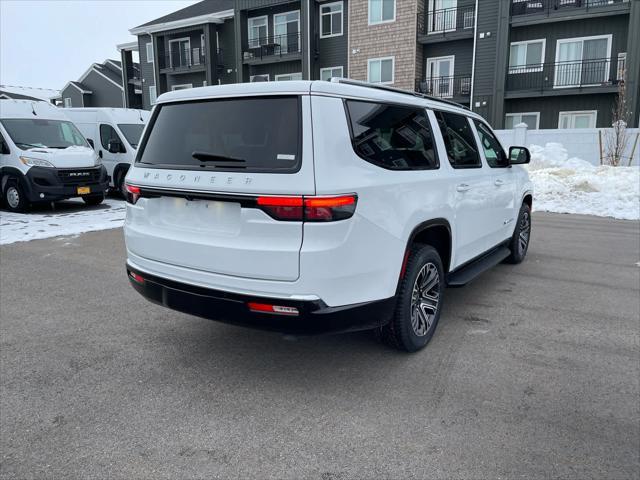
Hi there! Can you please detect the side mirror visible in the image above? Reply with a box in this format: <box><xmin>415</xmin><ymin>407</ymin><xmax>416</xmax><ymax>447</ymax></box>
<box><xmin>509</xmin><ymin>146</ymin><xmax>530</xmax><ymax>165</ymax></box>
<box><xmin>0</xmin><ymin>140</ymin><xmax>9</xmax><ymax>155</ymax></box>
<box><xmin>86</xmin><ymin>138</ymin><xmax>95</xmax><ymax>149</ymax></box>
<box><xmin>108</xmin><ymin>139</ymin><xmax>122</xmax><ymax>154</ymax></box>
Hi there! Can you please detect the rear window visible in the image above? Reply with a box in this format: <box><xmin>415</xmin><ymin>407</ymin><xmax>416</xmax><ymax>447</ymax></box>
<box><xmin>433</xmin><ymin>111</ymin><xmax>481</xmax><ymax>169</ymax></box>
<box><xmin>345</xmin><ymin>100</ymin><xmax>439</xmax><ymax>170</ymax></box>
<box><xmin>137</xmin><ymin>96</ymin><xmax>301</xmax><ymax>173</ymax></box>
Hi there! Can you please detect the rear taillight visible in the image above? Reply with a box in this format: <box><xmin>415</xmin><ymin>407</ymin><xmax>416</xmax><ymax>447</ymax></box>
<box><xmin>129</xmin><ymin>271</ymin><xmax>144</xmax><ymax>284</ymax></box>
<box><xmin>125</xmin><ymin>184</ymin><xmax>141</xmax><ymax>204</ymax></box>
<box><xmin>256</xmin><ymin>195</ymin><xmax>357</xmax><ymax>222</ymax></box>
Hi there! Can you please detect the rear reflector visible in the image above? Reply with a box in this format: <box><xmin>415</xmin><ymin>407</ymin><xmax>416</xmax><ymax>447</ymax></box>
<box><xmin>256</xmin><ymin>195</ymin><xmax>357</xmax><ymax>222</ymax></box>
<box><xmin>248</xmin><ymin>302</ymin><xmax>299</xmax><ymax>316</ymax></box>
<box><xmin>125</xmin><ymin>184</ymin><xmax>141</xmax><ymax>205</ymax></box>
<box><xmin>129</xmin><ymin>271</ymin><xmax>144</xmax><ymax>284</ymax></box>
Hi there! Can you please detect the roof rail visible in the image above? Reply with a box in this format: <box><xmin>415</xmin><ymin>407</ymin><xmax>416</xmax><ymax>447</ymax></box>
<box><xmin>329</xmin><ymin>77</ymin><xmax>469</xmax><ymax>110</ymax></box>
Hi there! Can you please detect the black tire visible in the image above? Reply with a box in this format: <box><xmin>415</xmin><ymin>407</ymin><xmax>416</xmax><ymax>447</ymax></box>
<box><xmin>82</xmin><ymin>194</ymin><xmax>105</xmax><ymax>206</ymax></box>
<box><xmin>505</xmin><ymin>202</ymin><xmax>532</xmax><ymax>264</ymax></box>
<box><xmin>114</xmin><ymin>168</ymin><xmax>128</xmax><ymax>198</ymax></box>
<box><xmin>380</xmin><ymin>245</ymin><xmax>444</xmax><ymax>352</ymax></box>
<box><xmin>3</xmin><ymin>178</ymin><xmax>29</xmax><ymax>213</ymax></box>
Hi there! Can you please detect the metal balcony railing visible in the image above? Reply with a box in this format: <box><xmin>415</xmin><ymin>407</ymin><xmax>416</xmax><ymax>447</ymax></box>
<box><xmin>161</xmin><ymin>47</ymin><xmax>205</xmax><ymax>70</ymax></box>
<box><xmin>506</xmin><ymin>57</ymin><xmax>623</xmax><ymax>91</ymax></box>
<box><xmin>416</xmin><ymin>75</ymin><xmax>472</xmax><ymax>98</ymax></box>
<box><xmin>418</xmin><ymin>5</ymin><xmax>475</xmax><ymax>35</ymax></box>
<box><xmin>511</xmin><ymin>0</ymin><xmax>629</xmax><ymax>17</ymax></box>
<box><xmin>242</xmin><ymin>32</ymin><xmax>301</xmax><ymax>61</ymax></box>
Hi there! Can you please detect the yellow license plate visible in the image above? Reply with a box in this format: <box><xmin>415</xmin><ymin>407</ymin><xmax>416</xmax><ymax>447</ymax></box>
<box><xmin>77</xmin><ymin>186</ymin><xmax>91</xmax><ymax>195</ymax></box>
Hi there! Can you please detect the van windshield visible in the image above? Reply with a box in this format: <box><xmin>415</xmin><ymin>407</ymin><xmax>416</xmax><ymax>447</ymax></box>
<box><xmin>137</xmin><ymin>96</ymin><xmax>301</xmax><ymax>173</ymax></box>
<box><xmin>117</xmin><ymin>124</ymin><xmax>145</xmax><ymax>148</ymax></box>
<box><xmin>1</xmin><ymin>119</ymin><xmax>88</xmax><ymax>150</ymax></box>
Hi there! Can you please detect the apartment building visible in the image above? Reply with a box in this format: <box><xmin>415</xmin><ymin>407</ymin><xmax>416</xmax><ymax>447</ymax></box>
<box><xmin>121</xmin><ymin>0</ymin><xmax>639</xmax><ymax>129</ymax></box>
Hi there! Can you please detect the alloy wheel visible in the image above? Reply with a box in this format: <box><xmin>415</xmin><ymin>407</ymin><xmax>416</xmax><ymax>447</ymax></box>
<box><xmin>410</xmin><ymin>263</ymin><xmax>440</xmax><ymax>337</ymax></box>
<box><xmin>518</xmin><ymin>211</ymin><xmax>531</xmax><ymax>254</ymax></box>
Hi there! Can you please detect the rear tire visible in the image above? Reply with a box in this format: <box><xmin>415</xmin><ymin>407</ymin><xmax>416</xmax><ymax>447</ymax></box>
<box><xmin>3</xmin><ymin>178</ymin><xmax>29</xmax><ymax>213</ymax></box>
<box><xmin>380</xmin><ymin>245</ymin><xmax>444</xmax><ymax>352</ymax></box>
<box><xmin>505</xmin><ymin>203</ymin><xmax>531</xmax><ymax>264</ymax></box>
<box><xmin>82</xmin><ymin>194</ymin><xmax>105</xmax><ymax>206</ymax></box>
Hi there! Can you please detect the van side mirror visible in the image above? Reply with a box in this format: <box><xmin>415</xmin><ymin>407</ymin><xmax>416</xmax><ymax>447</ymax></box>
<box><xmin>509</xmin><ymin>146</ymin><xmax>530</xmax><ymax>165</ymax></box>
<box><xmin>108</xmin><ymin>139</ymin><xmax>123</xmax><ymax>154</ymax></box>
<box><xmin>86</xmin><ymin>138</ymin><xmax>95</xmax><ymax>149</ymax></box>
<box><xmin>0</xmin><ymin>140</ymin><xmax>9</xmax><ymax>155</ymax></box>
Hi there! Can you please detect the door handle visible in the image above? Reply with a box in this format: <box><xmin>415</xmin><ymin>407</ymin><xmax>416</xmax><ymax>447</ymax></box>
<box><xmin>494</xmin><ymin>179</ymin><xmax>505</xmax><ymax>187</ymax></box>
<box><xmin>456</xmin><ymin>183</ymin><xmax>471</xmax><ymax>192</ymax></box>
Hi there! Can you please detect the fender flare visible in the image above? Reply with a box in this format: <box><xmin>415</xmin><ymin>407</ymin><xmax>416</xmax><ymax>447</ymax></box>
<box><xmin>403</xmin><ymin>218</ymin><xmax>453</xmax><ymax>274</ymax></box>
<box><xmin>0</xmin><ymin>167</ymin><xmax>30</xmax><ymax>196</ymax></box>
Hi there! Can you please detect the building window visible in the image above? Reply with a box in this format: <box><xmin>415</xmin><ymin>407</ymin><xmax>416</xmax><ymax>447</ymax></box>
<box><xmin>368</xmin><ymin>57</ymin><xmax>394</xmax><ymax>84</ymax></box>
<box><xmin>274</xmin><ymin>11</ymin><xmax>300</xmax><ymax>54</ymax></box>
<box><xmin>320</xmin><ymin>1</ymin><xmax>343</xmax><ymax>38</ymax></box>
<box><xmin>274</xmin><ymin>73</ymin><xmax>303</xmax><ymax>81</ymax></box>
<box><xmin>146</xmin><ymin>42</ymin><xmax>153</xmax><ymax>63</ymax></box>
<box><xmin>250</xmin><ymin>74</ymin><xmax>270</xmax><ymax>82</ymax></box>
<box><xmin>248</xmin><ymin>16</ymin><xmax>268</xmax><ymax>48</ymax></box>
<box><xmin>64</xmin><ymin>98</ymin><xmax>72</xmax><ymax>108</ymax></box>
<box><xmin>426</xmin><ymin>55</ymin><xmax>455</xmax><ymax>98</ymax></box>
<box><xmin>149</xmin><ymin>86</ymin><xmax>157</xmax><ymax>105</ymax></box>
<box><xmin>555</xmin><ymin>35</ymin><xmax>611</xmax><ymax>87</ymax></box>
<box><xmin>505</xmin><ymin>112</ymin><xmax>540</xmax><ymax>130</ymax></box>
<box><xmin>320</xmin><ymin>66</ymin><xmax>344</xmax><ymax>81</ymax></box>
<box><xmin>369</xmin><ymin>0</ymin><xmax>395</xmax><ymax>24</ymax></box>
<box><xmin>558</xmin><ymin>111</ymin><xmax>597</xmax><ymax>129</ymax></box>
<box><xmin>171</xmin><ymin>84</ymin><xmax>193</xmax><ymax>91</ymax></box>
<box><xmin>428</xmin><ymin>0</ymin><xmax>468</xmax><ymax>34</ymax></box>
<box><xmin>617</xmin><ymin>52</ymin><xmax>627</xmax><ymax>81</ymax></box>
<box><xmin>509</xmin><ymin>39</ymin><xmax>545</xmax><ymax>74</ymax></box>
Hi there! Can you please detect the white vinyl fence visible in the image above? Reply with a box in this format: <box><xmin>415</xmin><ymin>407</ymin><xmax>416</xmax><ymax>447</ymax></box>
<box><xmin>495</xmin><ymin>124</ymin><xmax>639</xmax><ymax>166</ymax></box>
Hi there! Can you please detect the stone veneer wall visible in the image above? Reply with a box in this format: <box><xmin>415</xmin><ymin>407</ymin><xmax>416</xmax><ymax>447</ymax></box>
<box><xmin>347</xmin><ymin>0</ymin><xmax>419</xmax><ymax>91</ymax></box>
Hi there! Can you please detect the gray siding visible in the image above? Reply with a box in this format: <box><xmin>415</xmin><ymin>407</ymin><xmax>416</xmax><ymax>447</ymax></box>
<box><xmin>422</xmin><ymin>38</ymin><xmax>473</xmax><ymax>79</ymax></box>
<box><xmin>137</xmin><ymin>34</ymin><xmax>155</xmax><ymax>110</ymax></box>
<box><xmin>313</xmin><ymin>0</ymin><xmax>348</xmax><ymax>79</ymax></box>
<box><xmin>249</xmin><ymin>60</ymin><xmax>302</xmax><ymax>79</ymax></box>
<box><xmin>218</xmin><ymin>18</ymin><xmax>237</xmax><ymax>84</ymax></box>
<box><xmin>505</xmin><ymin>93</ymin><xmax>617</xmax><ymax>128</ymax></box>
<box><xmin>166</xmin><ymin>72</ymin><xmax>208</xmax><ymax>90</ymax></box>
<box><xmin>81</xmin><ymin>70</ymin><xmax>123</xmax><ymax>108</ymax></box>
<box><xmin>60</xmin><ymin>86</ymin><xmax>85</xmax><ymax>108</ymax></box>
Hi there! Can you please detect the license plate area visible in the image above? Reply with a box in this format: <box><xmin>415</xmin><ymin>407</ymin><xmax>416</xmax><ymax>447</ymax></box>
<box><xmin>149</xmin><ymin>197</ymin><xmax>242</xmax><ymax>235</ymax></box>
<box><xmin>77</xmin><ymin>186</ymin><xmax>91</xmax><ymax>195</ymax></box>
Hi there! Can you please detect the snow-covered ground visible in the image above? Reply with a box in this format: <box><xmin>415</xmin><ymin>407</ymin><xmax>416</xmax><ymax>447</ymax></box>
<box><xmin>527</xmin><ymin>143</ymin><xmax>639</xmax><ymax>221</ymax></box>
<box><xmin>0</xmin><ymin>142</ymin><xmax>638</xmax><ymax>246</ymax></box>
<box><xmin>1</xmin><ymin>197</ymin><xmax>125</xmax><ymax>245</ymax></box>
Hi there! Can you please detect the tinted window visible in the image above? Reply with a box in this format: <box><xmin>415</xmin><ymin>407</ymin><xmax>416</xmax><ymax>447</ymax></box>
<box><xmin>346</xmin><ymin>100</ymin><xmax>438</xmax><ymax>170</ymax></box>
<box><xmin>434</xmin><ymin>111</ymin><xmax>480</xmax><ymax>168</ymax></box>
<box><xmin>117</xmin><ymin>124</ymin><xmax>145</xmax><ymax>148</ymax></box>
<box><xmin>100</xmin><ymin>124</ymin><xmax>123</xmax><ymax>151</ymax></box>
<box><xmin>138</xmin><ymin>96</ymin><xmax>301</xmax><ymax>173</ymax></box>
<box><xmin>1</xmin><ymin>119</ymin><xmax>87</xmax><ymax>150</ymax></box>
<box><xmin>474</xmin><ymin>120</ymin><xmax>509</xmax><ymax>168</ymax></box>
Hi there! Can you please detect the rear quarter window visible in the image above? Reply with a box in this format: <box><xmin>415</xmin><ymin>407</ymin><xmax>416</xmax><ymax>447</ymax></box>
<box><xmin>345</xmin><ymin>100</ymin><xmax>439</xmax><ymax>171</ymax></box>
<box><xmin>137</xmin><ymin>96</ymin><xmax>301</xmax><ymax>173</ymax></box>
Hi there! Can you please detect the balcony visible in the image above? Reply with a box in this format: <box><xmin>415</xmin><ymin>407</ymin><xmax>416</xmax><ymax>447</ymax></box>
<box><xmin>242</xmin><ymin>32</ymin><xmax>302</xmax><ymax>64</ymax></box>
<box><xmin>511</xmin><ymin>0</ymin><xmax>630</xmax><ymax>24</ymax></box>
<box><xmin>505</xmin><ymin>57</ymin><xmax>624</xmax><ymax>97</ymax></box>
<box><xmin>417</xmin><ymin>6</ymin><xmax>475</xmax><ymax>43</ymax></box>
<box><xmin>416</xmin><ymin>75</ymin><xmax>472</xmax><ymax>102</ymax></box>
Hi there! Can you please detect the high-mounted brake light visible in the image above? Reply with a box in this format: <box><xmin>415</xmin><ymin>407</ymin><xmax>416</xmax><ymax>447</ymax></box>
<box><xmin>247</xmin><ymin>302</ymin><xmax>299</xmax><ymax>316</ymax></box>
<box><xmin>256</xmin><ymin>195</ymin><xmax>357</xmax><ymax>222</ymax></box>
<box><xmin>125</xmin><ymin>184</ymin><xmax>141</xmax><ymax>204</ymax></box>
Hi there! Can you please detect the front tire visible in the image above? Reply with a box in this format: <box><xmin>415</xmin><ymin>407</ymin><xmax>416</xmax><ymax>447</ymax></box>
<box><xmin>380</xmin><ymin>245</ymin><xmax>444</xmax><ymax>352</ymax></box>
<box><xmin>505</xmin><ymin>203</ymin><xmax>531</xmax><ymax>264</ymax></box>
<box><xmin>3</xmin><ymin>178</ymin><xmax>29</xmax><ymax>213</ymax></box>
<box><xmin>82</xmin><ymin>194</ymin><xmax>105</xmax><ymax>206</ymax></box>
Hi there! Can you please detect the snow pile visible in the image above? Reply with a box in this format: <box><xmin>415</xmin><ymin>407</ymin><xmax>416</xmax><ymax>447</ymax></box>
<box><xmin>0</xmin><ymin>198</ymin><xmax>125</xmax><ymax>245</ymax></box>
<box><xmin>527</xmin><ymin>143</ymin><xmax>640</xmax><ymax>220</ymax></box>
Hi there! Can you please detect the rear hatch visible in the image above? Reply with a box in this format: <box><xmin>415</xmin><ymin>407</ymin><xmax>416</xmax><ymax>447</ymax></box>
<box><xmin>125</xmin><ymin>93</ymin><xmax>315</xmax><ymax>282</ymax></box>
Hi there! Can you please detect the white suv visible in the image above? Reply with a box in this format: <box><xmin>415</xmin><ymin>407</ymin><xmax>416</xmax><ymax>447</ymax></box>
<box><xmin>124</xmin><ymin>79</ymin><xmax>533</xmax><ymax>352</ymax></box>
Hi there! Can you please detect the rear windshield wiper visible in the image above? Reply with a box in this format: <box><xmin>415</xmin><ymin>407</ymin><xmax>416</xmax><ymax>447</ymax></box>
<box><xmin>192</xmin><ymin>151</ymin><xmax>246</xmax><ymax>164</ymax></box>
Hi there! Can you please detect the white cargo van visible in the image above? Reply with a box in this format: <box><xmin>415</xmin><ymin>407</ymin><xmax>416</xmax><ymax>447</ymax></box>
<box><xmin>65</xmin><ymin>108</ymin><xmax>150</xmax><ymax>195</ymax></box>
<box><xmin>0</xmin><ymin>99</ymin><xmax>108</xmax><ymax>212</ymax></box>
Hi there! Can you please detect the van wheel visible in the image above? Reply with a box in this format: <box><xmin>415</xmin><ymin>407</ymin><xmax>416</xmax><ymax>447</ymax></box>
<box><xmin>115</xmin><ymin>168</ymin><xmax>128</xmax><ymax>198</ymax></box>
<box><xmin>82</xmin><ymin>194</ymin><xmax>105</xmax><ymax>206</ymax></box>
<box><xmin>380</xmin><ymin>245</ymin><xmax>444</xmax><ymax>352</ymax></box>
<box><xmin>3</xmin><ymin>178</ymin><xmax>29</xmax><ymax>213</ymax></box>
<box><xmin>505</xmin><ymin>203</ymin><xmax>531</xmax><ymax>264</ymax></box>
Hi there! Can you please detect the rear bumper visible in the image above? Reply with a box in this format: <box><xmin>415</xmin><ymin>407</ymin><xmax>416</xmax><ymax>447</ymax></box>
<box><xmin>126</xmin><ymin>264</ymin><xmax>395</xmax><ymax>335</ymax></box>
<box><xmin>24</xmin><ymin>166</ymin><xmax>108</xmax><ymax>203</ymax></box>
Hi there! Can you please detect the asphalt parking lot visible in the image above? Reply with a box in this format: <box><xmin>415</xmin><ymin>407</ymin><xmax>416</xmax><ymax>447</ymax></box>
<box><xmin>1</xmin><ymin>212</ymin><xmax>638</xmax><ymax>479</ymax></box>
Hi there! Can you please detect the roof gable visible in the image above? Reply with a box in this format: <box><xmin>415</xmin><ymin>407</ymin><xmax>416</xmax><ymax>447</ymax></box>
<box><xmin>133</xmin><ymin>0</ymin><xmax>233</xmax><ymax>29</ymax></box>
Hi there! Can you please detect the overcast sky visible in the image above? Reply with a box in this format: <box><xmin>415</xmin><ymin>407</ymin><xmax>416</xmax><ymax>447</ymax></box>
<box><xmin>0</xmin><ymin>0</ymin><xmax>199</xmax><ymax>90</ymax></box>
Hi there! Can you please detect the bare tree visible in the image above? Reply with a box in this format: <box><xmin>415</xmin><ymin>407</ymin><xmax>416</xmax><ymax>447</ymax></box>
<box><xmin>604</xmin><ymin>79</ymin><xmax>630</xmax><ymax>167</ymax></box>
